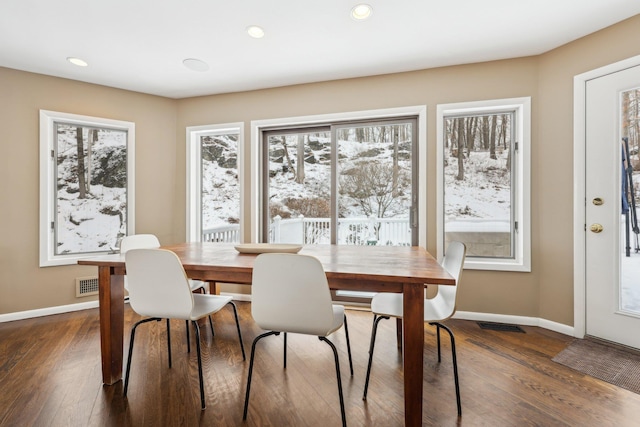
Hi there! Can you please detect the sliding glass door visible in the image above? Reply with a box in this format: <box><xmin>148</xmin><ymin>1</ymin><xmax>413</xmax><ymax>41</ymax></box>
<box><xmin>262</xmin><ymin>118</ymin><xmax>417</xmax><ymax>246</ymax></box>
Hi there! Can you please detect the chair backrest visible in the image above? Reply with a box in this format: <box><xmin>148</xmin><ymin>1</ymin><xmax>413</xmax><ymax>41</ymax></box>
<box><xmin>432</xmin><ymin>241</ymin><xmax>466</xmax><ymax>318</ymax></box>
<box><xmin>120</xmin><ymin>234</ymin><xmax>160</xmax><ymax>253</ymax></box>
<box><xmin>125</xmin><ymin>249</ymin><xmax>194</xmax><ymax>320</ymax></box>
<box><xmin>251</xmin><ymin>253</ymin><xmax>335</xmax><ymax>335</ymax></box>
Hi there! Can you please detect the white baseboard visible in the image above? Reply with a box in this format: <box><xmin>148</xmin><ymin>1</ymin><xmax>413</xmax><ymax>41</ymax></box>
<box><xmin>221</xmin><ymin>292</ymin><xmax>252</xmax><ymax>302</ymax></box>
<box><xmin>454</xmin><ymin>311</ymin><xmax>575</xmax><ymax>336</ymax></box>
<box><xmin>0</xmin><ymin>295</ymin><xmax>574</xmax><ymax>337</ymax></box>
<box><xmin>0</xmin><ymin>300</ymin><xmax>100</xmax><ymax>323</ymax></box>
<box><xmin>0</xmin><ymin>292</ymin><xmax>252</xmax><ymax>323</ymax></box>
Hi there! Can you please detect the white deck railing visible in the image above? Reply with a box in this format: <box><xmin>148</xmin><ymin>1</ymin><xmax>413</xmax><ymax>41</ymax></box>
<box><xmin>202</xmin><ymin>215</ymin><xmax>411</xmax><ymax>246</ymax></box>
<box><xmin>202</xmin><ymin>224</ymin><xmax>240</xmax><ymax>243</ymax></box>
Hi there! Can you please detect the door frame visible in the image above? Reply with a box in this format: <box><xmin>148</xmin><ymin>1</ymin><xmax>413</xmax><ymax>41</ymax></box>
<box><xmin>573</xmin><ymin>54</ymin><xmax>640</xmax><ymax>339</ymax></box>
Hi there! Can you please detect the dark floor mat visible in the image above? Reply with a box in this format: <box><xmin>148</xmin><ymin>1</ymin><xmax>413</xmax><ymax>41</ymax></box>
<box><xmin>552</xmin><ymin>337</ymin><xmax>640</xmax><ymax>394</ymax></box>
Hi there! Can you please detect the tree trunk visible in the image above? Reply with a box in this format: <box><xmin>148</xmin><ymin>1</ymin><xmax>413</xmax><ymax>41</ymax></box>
<box><xmin>76</xmin><ymin>127</ymin><xmax>87</xmax><ymax>199</ymax></box>
<box><xmin>481</xmin><ymin>116</ymin><xmax>490</xmax><ymax>151</ymax></box>
<box><xmin>500</xmin><ymin>114</ymin><xmax>508</xmax><ymax>149</ymax></box>
<box><xmin>468</xmin><ymin>116</ymin><xmax>478</xmax><ymax>155</ymax></box>
<box><xmin>490</xmin><ymin>115</ymin><xmax>497</xmax><ymax>160</ymax></box>
<box><xmin>87</xmin><ymin>129</ymin><xmax>98</xmax><ymax>192</ymax></box>
<box><xmin>281</xmin><ymin>137</ymin><xmax>296</xmax><ymax>181</ymax></box>
<box><xmin>296</xmin><ymin>134</ymin><xmax>305</xmax><ymax>184</ymax></box>
<box><xmin>392</xmin><ymin>127</ymin><xmax>399</xmax><ymax>197</ymax></box>
<box><xmin>456</xmin><ymin>118</ymin><xmax>465</xmax><ymax>181</ymax></box>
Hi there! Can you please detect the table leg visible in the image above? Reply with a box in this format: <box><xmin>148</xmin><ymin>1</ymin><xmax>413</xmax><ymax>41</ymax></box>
<box><xmin>402</xmin><ymin>283</ymin><xmax>424</xmax><ymax>426</ymax></box>
<box><xmin>206</xmin><ymin>281</ymin><xmax>218</xmax><ymax>295</ymax></box>
<box><xmin>98</xmin><ymin>266</ymin><xmax>125</xmax><ymax>385</ymax></box>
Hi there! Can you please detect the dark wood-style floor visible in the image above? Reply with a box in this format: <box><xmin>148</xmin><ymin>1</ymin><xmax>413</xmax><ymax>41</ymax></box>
<box><xmin>1</xmin><ymin>301</ymin><xmax>640</xmax><ymax>426</ymax></box>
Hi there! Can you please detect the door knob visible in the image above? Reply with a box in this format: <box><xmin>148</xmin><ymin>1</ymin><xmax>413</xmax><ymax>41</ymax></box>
<box><xmin>592</xmin><ymin>197</ymin><xmax>604</xmax><ymax>206</ymax></box>
<box><xmin>590</xmin><ymin>223</ymin><xmax>603</xmax><ymax>233</ymax></box>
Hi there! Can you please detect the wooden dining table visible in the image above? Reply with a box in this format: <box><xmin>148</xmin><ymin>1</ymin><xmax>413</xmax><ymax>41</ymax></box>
<box><xmin>78</xmin><ymin>242</ymin><xmax>455</xmax><ymax>426</ymax></box>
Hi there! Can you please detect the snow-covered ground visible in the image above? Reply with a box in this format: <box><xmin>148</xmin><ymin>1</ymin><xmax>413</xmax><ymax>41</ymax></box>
<box><xmin>58</xmin><ymin>127</ymin><xmax>511</xmax><ymax>254</ymax></box>
<box><xmin>620</xmin><ymin>215</ymin><xmax>640</xmax><ymax>314</ymax></box>
<box><xmin>56</xmin><ymin>126</ymin><xmax>127</xmax><ymax>254</ymax></box>
<box><xmin>444</xmin><ymin>149</ymin><xmax>511</xmax><ymax>221</ymax></box>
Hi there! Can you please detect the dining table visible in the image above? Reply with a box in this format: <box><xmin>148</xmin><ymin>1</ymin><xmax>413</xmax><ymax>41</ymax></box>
<box><xmin>78</xmin><ymin>242</ymin><xmax>455</xmax><ymax>426</ymax></box>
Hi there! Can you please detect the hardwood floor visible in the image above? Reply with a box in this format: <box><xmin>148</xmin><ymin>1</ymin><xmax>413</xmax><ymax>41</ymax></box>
<box><xmin>1</xmin><ymin>302</ymin><xmax>640</xmax><ymax>426</ymax></box>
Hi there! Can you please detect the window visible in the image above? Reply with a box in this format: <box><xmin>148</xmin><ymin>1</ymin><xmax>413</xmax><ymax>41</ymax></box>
<box><xmin>437</xmin><ymin>98</ymin><xmax>531</xmax><ymax>271</ymax></box>
<box><xmin>254</xmin><ymin>108</ymin><xmax>425</xmax><ymax>247</ymax></box>
<box><xmin>186</xmin><ymin>123</ymin><xmax>243</xmax><ymax>243</ymax></box>
<box><xmin>39</xmin><ymin>110</ymin><xmax>135</xmax><ymax>266</ymax></box>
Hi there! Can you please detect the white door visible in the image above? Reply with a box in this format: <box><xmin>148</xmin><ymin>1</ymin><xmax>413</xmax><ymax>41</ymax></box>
<box><xmin>586</xmin><ymin>64</ymin><xmax>640</xmax><ymax>349</ymax></box>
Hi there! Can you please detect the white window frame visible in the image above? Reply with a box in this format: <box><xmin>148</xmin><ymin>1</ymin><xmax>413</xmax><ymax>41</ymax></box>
<box><xmin>186</xmin><ymin>123</ymin><xmax>245</xmax><ymax>243</ymax></box>
<box><xmin>436</xmin><ymin>97</ymin><xmax>531</xmax><ymax>271</ymax></box>
<box><xmin>250</xmin><ymin>106</ymin><xmax>427</xmax><ymax>246</ymax></box>
<box><xmin>39</xmin><ymin>110</ymin><xmax>135</xmax><ymax>267</ymax></box>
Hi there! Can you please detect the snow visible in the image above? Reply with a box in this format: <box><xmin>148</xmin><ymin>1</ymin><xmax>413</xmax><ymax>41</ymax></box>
<box><xmin>54</xmin><ymin>119</ymin><xmax>640</xmax><ymax>313</ymax></box>
<box><xmin>55</xmin><ymin>123</ymin><xmax>512</xmax><ymax>255</ymax></box>
<box><xmin>444</xmin><ymin>149</ymin><xmax>511</xmax><ymax>222</ymax></box>
<box><xmin>620</xmin><ymin>216</ymin><xmax>640</xmax><ymax>314</ymax></box>
<box><xmin>201</xmin><ymin>134</ymin><xmax>240</xmax><ymax>229</ymax></box>
<box><xmin>55</xmin><ymin>125</ymin><xmax>127</xmax><ymax>254</ymax></box>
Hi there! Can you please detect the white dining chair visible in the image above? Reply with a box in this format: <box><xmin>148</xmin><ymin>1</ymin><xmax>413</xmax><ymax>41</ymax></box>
<box><xmin>362</xmin><ymin>241</ymin><xmax>466</xmax><ymax>416</ymax></box>
<box><xmin>123</xmin><ymin>248</ymin><xmax>245</xmax><ymax>410</ymax></box>
<box><xmin>120</xmin><ymin>234</ymin><xmax>215</xmax><ymax>349</ymax></box>
<box><xmin>120</xmin><ymin>234</ymin><xmax>207</xmax><ymax>291</ymax></box>
<box><xmin>242</xmin><ymin>253</ymin><xmax>353</xmax><ymax>427</ymax></box>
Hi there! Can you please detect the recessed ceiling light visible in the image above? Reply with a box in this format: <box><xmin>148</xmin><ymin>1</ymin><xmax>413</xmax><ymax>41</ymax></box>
<box><xmin>351</xmin><ymin>4</ymin><xmax>373</xmax><ymax>21</ymax></box>
<box><xmin>183</xmin><ymin>58</ymin><xmax>210</xmax><ymax>72</ymax></box>
<box><xmin>247</xmin><ymin>25</ymin><xmax>265</xmax><ymax>39</ymax></box>
<box><xmin>67</xmin><ymin>57</ymin><xmax>88</xmax><ymax>67</ymax></box>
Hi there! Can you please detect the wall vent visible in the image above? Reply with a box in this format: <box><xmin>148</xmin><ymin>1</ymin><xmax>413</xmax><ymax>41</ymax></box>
<box><xmin>76</xmin><ymin>276</ymin><xmax>99</xmax><ymax>297</ymax></box>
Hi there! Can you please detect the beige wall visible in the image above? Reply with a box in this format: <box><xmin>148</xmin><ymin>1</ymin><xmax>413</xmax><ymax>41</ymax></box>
<box><xmin>2</xmin><ymin>15</ymin><xmax>640</xmax><ymax>325</ymax></box>
<box><xmin>534</xmin><ymin>15</ymin><xmax>640</xmax><ymax>324</ymax></box>
<box><xmin>175</xmin><ymin>57</ymin><xmax>542</xmax><ymax>313</ymax></box>
<box><xmin>0</xmin><ymin>68</ymin><xmax>177</xmax><ymax>313</ymax></box>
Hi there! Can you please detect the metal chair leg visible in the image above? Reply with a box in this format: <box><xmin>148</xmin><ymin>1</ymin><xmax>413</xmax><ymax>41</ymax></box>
<box><xmin>243</xmin><ymin>331</ymin><xmax>281</xmax><ymax>420</ymax></box>
<box><xmin>431</xmin><ymin>322</ymin><xmax>442</xmax><ymax>362</ymax></box>
<box><xmin>284</xmin><ymin>332</ymin><xmax>287</xmax><ymax>368</ymax></box>
<box><xmin>431</xmin><ymin>322</ymin><xmax>461</xmax><ymax>416</ymax></box>
<box><xmin>343</xmin><ymin>314</ymin><xmax>354</xmax><ymax>376</ymax></box>
<box><xmin>228</xmin><ymin>301</ymin><xmax>246</xmax><ymax>360</ymax></box>
<box><xmin>192</xmin><ymin>320</ymin><xmax>206</xmax><ymax>410</ymax></box>
<box><xmin>208</xmin><ymin>315</ymin><xmax>215</xmax><ymax>336</ymax></box>
<box><xmin>124</xmin><ymin>317</ymin><xmax>160</xmax><ymax>397</ymax></box>
<box><xmin>319</xmin><ymin>337</ymin><xmax>347</xmax><ymax>427</ymax></box>
<box><xmin>362</xmin><ymin>315</ymin><xmax>389</xmax><ymax>400</ymax></box>
<box><xmin>185</xmin><ymin>320</ymin><xmax>191</xmax><ymax>353</ymax></box>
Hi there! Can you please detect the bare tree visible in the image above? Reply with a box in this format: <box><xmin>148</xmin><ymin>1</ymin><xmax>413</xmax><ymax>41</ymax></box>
<box><xmin>76</xmin><ymin>127</ymin><xmax>87</xmax><ymax>199</ymax></box>
<box><xmin>87</xmin><ymin>128</ymin><xmax>98</xmax><ymax>192</ymax></box>
<box><xmin>490</xmin><ymin>115</ymin><xmax>497</xmax><ymax>160</ymax></box>
<box><xmin>456</xmin><ymin>118</ymin><xmax>465</xmax><ymax>181</ymax></box>
<box><xmin>465</xmin><ymin>116</ymin><xmax>478</xmax><ymax>153</ymax></box>
<box><xmin>392</xmin><ymin>126</ymin><xmax>399</xmax><ymax>196</ymax></box>
<box><xmin>296</xmin><ymin>134</ymin><xmax>305</xmax><ymax>184</ymax></box>
<box><xmin>499</xmin><ymin>114</ymin><xmax>508</xmax><ymax>149</ymax></box>
<box><xmin>340</xmin><ymin>162</ymin><xmax>410</xmax><ymax>220</ymax></box>
<box><xmin>280</xmin><ymin>137</ymin><xmax>296</xmax><ymax>181</ymax></box>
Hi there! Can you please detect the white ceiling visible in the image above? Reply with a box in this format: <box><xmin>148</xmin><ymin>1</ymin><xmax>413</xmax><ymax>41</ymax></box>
<box><xmin>1</xmin><ymin>1</ymin><xmax>639</xmax><ymax>99</ymax></box>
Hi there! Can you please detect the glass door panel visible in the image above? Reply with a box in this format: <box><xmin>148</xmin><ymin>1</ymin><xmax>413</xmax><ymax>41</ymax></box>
<box><xmin>200</xmin><ymin>132</ymin><xmax>240</xmax><ymax>243</ymax></box>
<box><xmin>336</xmin><ymin>122</ymin><xmax>415</xmax><ymax>246</ymax></box>
<box><xmin>621</xmin><ymin>87</ymin><xmax>640</xmax><ymax>316</ymax></box>
<box><xmin>265</xmin><ymin>129</ymin><xmax>331</xmax><ymax>244</ymax></box>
